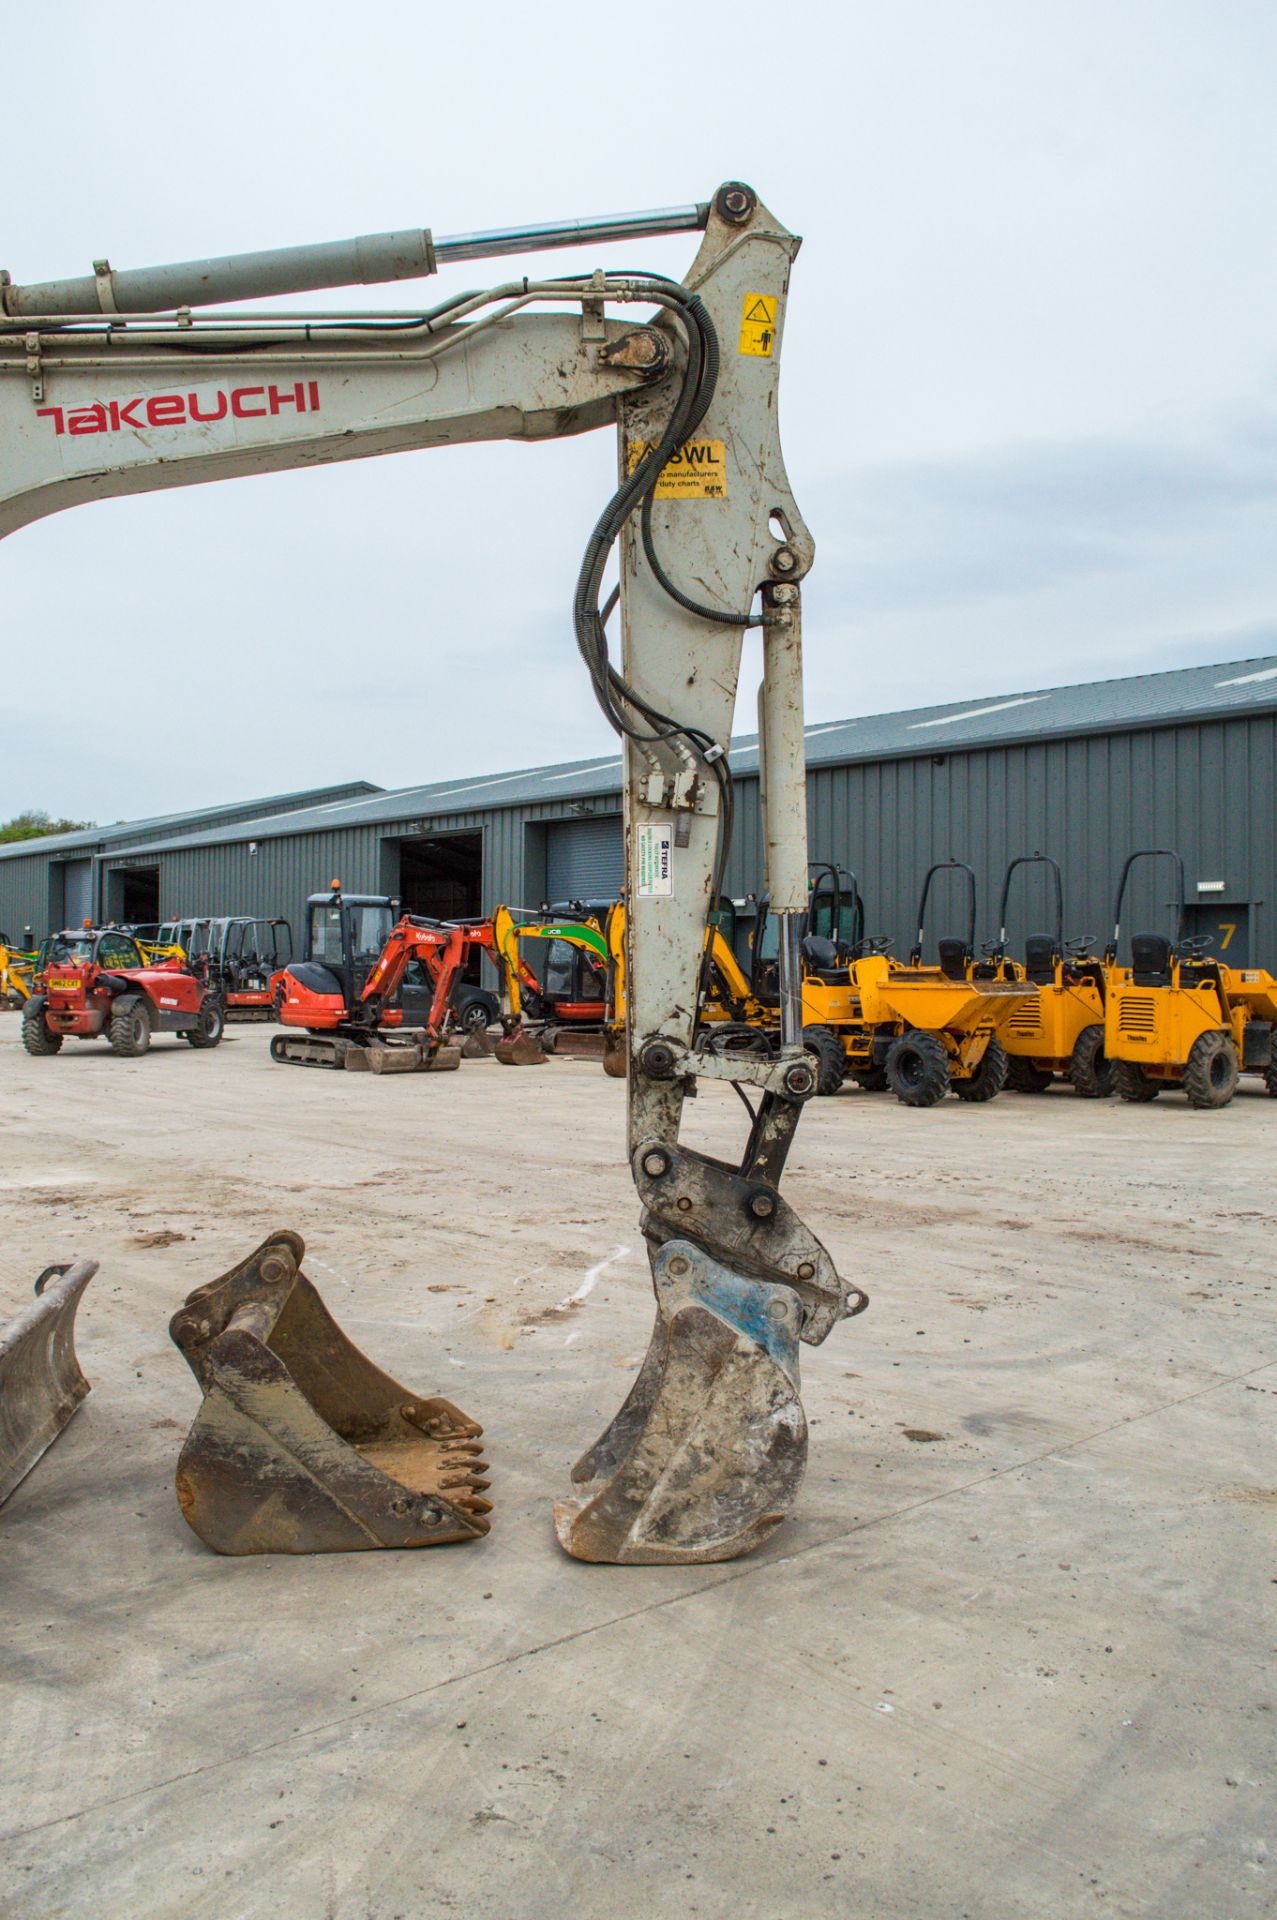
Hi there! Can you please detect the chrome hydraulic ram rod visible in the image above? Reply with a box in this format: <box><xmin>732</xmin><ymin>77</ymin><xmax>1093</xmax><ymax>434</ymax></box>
<box><xmin>759</xmin><ymin>582</ymin><xmax>810</xmax><ymax>1048</ymax></box>
<box><xmin>1</xmin><ymin>202</ymin><xmax>711</xmax><ymax>318</ymax></box>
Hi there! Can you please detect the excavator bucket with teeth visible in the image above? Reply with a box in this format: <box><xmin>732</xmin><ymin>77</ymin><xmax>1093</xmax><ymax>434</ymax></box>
<box><xmin>169</xmin><ymin>1231</ymin><xmax>490</xmax><ymax>1555</ymax></box>
<box><xmin>0</xmin><ymin>1260</ymin><xmax>98</xmax><ymax>1506</ymax></box>
<box><xmin>554</xmin><ymin>1239</ymin><xmax>807</xmax><ymax>1564</ymax></box>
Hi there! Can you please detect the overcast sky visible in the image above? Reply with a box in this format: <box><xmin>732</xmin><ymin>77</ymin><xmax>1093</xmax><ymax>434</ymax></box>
<box><xmin>4</xmin><ymin>1</ymin><xmax>1275</xmax><ymax>822</ymax></box>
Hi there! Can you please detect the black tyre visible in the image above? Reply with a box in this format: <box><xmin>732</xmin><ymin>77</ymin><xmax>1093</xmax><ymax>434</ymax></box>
<box><xmin>1264</xmin><ymin>1056</ymin><xmax>1277</xmax><ymax>1098</ymax></box>
<box><xmin>1114</xmin><ymin>1060</ymin><xmax>1160</xmax><ymax>1103</ymax></box>
<box><xmin>852</xmin><ymin>1065</ymin><xmax>889</xmax><ymax>1092</ymax></box>
<box><xmin>1183</xmin><ymin>1030</ymin><xmax>1239</xmax><ymax>1110</ymax></box>
<box><xmin>953</xmin><ymin>1035</ymin><xmax>1009</xmax><ymax>1103</ymax></box>
<box><xmin>108</xmin><ymin>995</ymin><xmax>152</xmax><ymax>1057</ymax></box>
<box><xmin>1069</xmin><ymin>1024</ymin><xmax>1114</xmax><ymax>1099</ymax></box>
<box><xmin>21</xmin><ymin>998</ymin><xmax>62</xmax><ymax>1055</ymax></box>
<box><xmin>186</xmin><ymin>997</ymin><xmax>225</xmax><ymax>1049</ymax></box>
<box><xmin>1005</xmin><ymin>1055</ymin><xmax>1053</xmax><ymax>1094</ymax></box>
<box><xmin>802</xmin><ymin>1024</ymin><xmax>846</xmax><ymax>1096</ymax></box>
<box><xmin>461</xmin><ymin>998</ymin><xmax>494</xmax><ymax>1036</ymax></box>
<box><xmin>885</xmin><ymin>1028</ymin><xmax>951</xmax><ymax>1107</ymax></box>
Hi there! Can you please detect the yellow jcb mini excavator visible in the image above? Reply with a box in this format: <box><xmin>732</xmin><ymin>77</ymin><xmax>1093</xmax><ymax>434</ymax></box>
<box><xmin>489</xmin><ymin>903</ymin><xmax>610</xmax><ymax>1065</ymax></box>
<box><xmin>984</xmin><ymin>855</ymin><xmax>1113</xmax><ymax>1096</ymax></box>
<box><xmin>0</xmin><ymin>933</ymin><xmax>37</xmax><ymax>1007</ymax></box>
<box><xmin>1103</xmin><ymin>849</ymin><xmax>1277</xmax><ymax>1108</ymax></box>
<box><xmin>1</xmin><ymin>180</ymin><xmax>863</xmax><ymax>1562</ymax></box>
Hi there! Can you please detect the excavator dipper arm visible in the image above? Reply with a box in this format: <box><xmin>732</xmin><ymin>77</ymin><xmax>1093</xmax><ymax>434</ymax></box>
<box><xmin>1</xmin><ymin>183</ymin><xmax>866</xmax><ymax>1562</ymax></box>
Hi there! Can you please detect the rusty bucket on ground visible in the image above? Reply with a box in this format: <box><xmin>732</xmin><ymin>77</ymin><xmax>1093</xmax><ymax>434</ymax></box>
<box><xmin>169</xmin><ymin>1231</ymin><xmax>490</xmax><ymax>1554</ymax></box>
<box><xmin>0</xmin><ymin>1259</ymin><xmax>98</xmax><ymax>1506</ymax></box>
<box><xmin>493</xmin><ymin>1024</ymin><xmax>550</xmax><ymax>1066</ymax></box>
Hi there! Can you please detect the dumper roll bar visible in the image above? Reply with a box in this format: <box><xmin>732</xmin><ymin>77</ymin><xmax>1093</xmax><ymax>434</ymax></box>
<box><xmin>994</xmin><ymin>853</ymin><xmax>1064</xmax><ymax>962</ymax></box>
<box><xmin>1106</xmin><ymin>849</ymin><xmax>1187</xmax><ymax>964</ymax></box>
<box><xmin>910</xmin><ymin>861</ymin><xmax>977</xmax><ymax>967</ymax></box>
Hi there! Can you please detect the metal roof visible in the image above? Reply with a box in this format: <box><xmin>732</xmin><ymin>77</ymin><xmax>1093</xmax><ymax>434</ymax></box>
<box><xmin>0</xmin><ymin>781</ymin><xmax>382</xmax><ymax>864</ymax></box>
<box><xmin>102</xmin><ymin>651</ymin><xmax>1277</xmax><ymax>855</ymax></box>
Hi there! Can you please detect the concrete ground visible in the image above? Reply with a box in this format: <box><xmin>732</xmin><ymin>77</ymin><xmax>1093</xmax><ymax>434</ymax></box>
<box><xmin>0</xmin><ymin>1015</ymin><xmax>1273</xmax><ymax>1920</ymax></box>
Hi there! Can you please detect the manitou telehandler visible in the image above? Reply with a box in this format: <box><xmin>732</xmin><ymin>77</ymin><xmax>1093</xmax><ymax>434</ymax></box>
<box><xmin>1103</xmin><ymin>849</ymin><xmax>1277</xmax><ymax>1107</ymax></box>
<box><xmin>0</xmin><ymin>180</ymin><xmax>866</xmax><ymax>1564</ymax></box>
<box><xmin>984</xmin><ymin>854</ymin><xmax>1113</xmax><ymax>1096</ymax></box>
<box><xmin>22</xmin><ymin>925</ymin><xmax>224</xmax><ymax>1056</ymax></box>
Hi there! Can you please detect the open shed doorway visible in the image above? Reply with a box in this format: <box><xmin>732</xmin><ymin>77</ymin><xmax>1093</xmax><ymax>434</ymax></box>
<box><xmin>114</xmin><ymin>865</ymin><xmax>160</xmax><ymax>927</ymax></box>
<box><xmin>391</xmin><ymin>832</ymin><xmax>483</xmax><ymax>920</ymax></box>
<box><xmin>385</xmin><ymin>830</ymin><xmax>484</xmax><ymax>985</ymax></box>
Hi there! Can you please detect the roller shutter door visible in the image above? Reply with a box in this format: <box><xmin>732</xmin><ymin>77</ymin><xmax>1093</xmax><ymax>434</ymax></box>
<box><xmin>544</xmin><ymin>816</ymin><xmax>623</xmax><ymax>904</ymax></box>
<box><xmin>62</xmin><ymin>860</ymin><xmax>93</xmax><ymax>927</ymax></box>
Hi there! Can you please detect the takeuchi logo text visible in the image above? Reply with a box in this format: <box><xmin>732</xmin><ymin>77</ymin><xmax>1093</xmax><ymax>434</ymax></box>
<box><xmin>36</xmin><ymin>380</ymin><xmax>322</xmax><ymax>436</ymax></box>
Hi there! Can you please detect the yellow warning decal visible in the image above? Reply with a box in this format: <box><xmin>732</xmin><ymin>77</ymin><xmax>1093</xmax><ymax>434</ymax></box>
<box><xmin>625</xmin><ymin>439</ymin><xmax>726</xmax><ymax>499</ymax></box>
<box><xmin>739</xmin><ymin>293</ymin><xmax>778</xmax><ymax>356</ymax></box>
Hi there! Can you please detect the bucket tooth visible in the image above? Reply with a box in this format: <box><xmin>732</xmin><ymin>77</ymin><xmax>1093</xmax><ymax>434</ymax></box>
<box><xmin>0</xmin><ymin>1260</ymin><xmax>98</xmax><ymax>1506</ymax></box>
<box><xmin>554</xmin><ymin>1239</ymin><xmax>806</xmax><ymax>1565</ymax></box>
<box><xmin>169</xmin><ymin>1231</ymin><xmax>490</xmax><ymax>1555</ymax></box>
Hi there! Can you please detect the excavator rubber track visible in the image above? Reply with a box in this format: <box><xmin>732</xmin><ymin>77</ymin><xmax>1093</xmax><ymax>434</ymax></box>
<box><xmin>0</xmin><ymin>1260</ymin><xmax>98</xmax><ymax>1506</ymax></box>
<box><xmin>269</xmin><ymin>1032</ymin><xmax>462</xmax><ymax>1073</ymax></box>
<box><xmin>169</xmin><ymin>1231</ymin><xmax>490</xmax><ymax>1554</ymax></box>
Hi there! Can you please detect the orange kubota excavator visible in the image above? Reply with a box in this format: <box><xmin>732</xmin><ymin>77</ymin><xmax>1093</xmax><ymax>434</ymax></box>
<box><xmin>270</xmin><ymin>884</ymin><xmax>491</xmax><ymax>1072</ymax></box>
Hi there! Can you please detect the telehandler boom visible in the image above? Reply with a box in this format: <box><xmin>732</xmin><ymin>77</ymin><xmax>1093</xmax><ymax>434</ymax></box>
<box><xmin>0</xmin><ymin>183</ymin><xmax>863</xmax><ymax>1563</ymax></box>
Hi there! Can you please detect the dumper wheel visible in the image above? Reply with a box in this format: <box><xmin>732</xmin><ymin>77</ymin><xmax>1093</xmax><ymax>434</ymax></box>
<box><xmin>885</xmin><ymin>1029</ymin><xmax>950</xmax><ymax>1107</ymax></box>
<box><xmin>187</xmin><ymin>997</ymin><xmax>225</xmax><ymax>1049</ymax></box>
<box><xmin>1069</xmin><ymin>1024</ymin><xmax>1114</xmax><ymax>1098</ymax></box>
<box><xmin>802</xmin><ymin>1024</ymin><xmax>846</xmax><ymax>1095</ymax></box>
<box><xmin>1183</xmin><ymin>1030</ymin><xmax>1239</xmax><ymax>1110</ymax></box>
<box><xmin>1114</xmin><ymin>1061</ymin><xmax>1160</xmax><ymax>1102</ymax></box>
<box><xmin>1005</xmin><ymin>1056</ymin><xmax>1053</xmax><ymax>1093</ymax></box>
<box><xmin>852</xmin><ymin>1065</ymin><xmax>888</xmax><ymax>1092</ymax></box>
<box><xmin>953</xmin><ymin>1036</ymin><xmax>1008</xmax><ymax>1102</ymax></box>
<box><xmin>108</xmin><ymin>995</ymin><xmax>152</xmax><ymax>1057</ymax></box>
<box><xmin>1264</xmin><ymin>1055</ymin><xmax>1277</xmax><ymax>1098</ymax></box>
<box><xmin>21</xmin><ymin>998</ymin><xmax>62</xmax><ymax>1055</ymax></box>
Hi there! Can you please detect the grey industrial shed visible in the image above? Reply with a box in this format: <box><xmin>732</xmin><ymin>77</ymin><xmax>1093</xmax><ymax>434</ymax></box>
<box><xmin>0</xmin><ymin>782</ymin><xmax>380</xmax><ymax>941</ymax></box>
<box><xmin>4</xmin><ymin>654</ymin><xmax>1275</xmax><ymax>968</ymax></box>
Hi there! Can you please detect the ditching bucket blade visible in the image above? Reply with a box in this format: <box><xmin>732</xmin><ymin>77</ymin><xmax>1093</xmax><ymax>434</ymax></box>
<box><xmin>423</xmin><ymin>1042</ymin><xmax>463</xmax><ymax>1073</ymax></box>
<box><xmin>346</xmin><ymin>1040</ymin><xmax>423</xmax><ymax>1073</ymax></box>
<box><xmin>169</xmin><ymin>1231</ymin><xmax>491</xmax><ymax>1555</ymax></box>
<box><xmin>554</xmin><ymin>1239</ymin><xmax>806</xmax><ymax>1565</ymax></box>
<box><xmin>0</xmin><ymin>1260</ymin><xmax>98</xmax><ymax>1506</ymax></box>
<box><xmin>494</xmin><ymin>1028</ymin><xmax>549</xmax><ymax>1067</ymax></box>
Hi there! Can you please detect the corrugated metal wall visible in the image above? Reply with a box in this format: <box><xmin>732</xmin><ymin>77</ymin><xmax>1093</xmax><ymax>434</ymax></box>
<box><xmin>7</xmin><ymin>716</ymin><xmax>1274</xmax><ymax>964</ymax></box>
<box><xmin>799</xmin><ymin>715</ymin><xmax>1277</xmax><ymax>961</ymax></box>
<box><xmin>99</xmin><ymin>795</ymin><xmax>628</xmax><ymax>936</ymax></box>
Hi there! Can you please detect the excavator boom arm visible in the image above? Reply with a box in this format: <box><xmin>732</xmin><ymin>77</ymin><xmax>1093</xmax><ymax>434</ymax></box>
<box><xmin>2</xmin><ymin>183</ymin><xmax>864</xmax><ymax>1565</ymax></box>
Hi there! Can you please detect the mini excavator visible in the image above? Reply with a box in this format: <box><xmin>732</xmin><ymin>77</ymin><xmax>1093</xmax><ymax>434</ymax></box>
<box><xmin>272</xmin><ymin>887</ymin><xmax>488</xmax><ymax>1072</ymax></box>
<box><xmin>0</xmin><ymin>182</ymin><xmax>865</xmax><ymax>1563</ymax></box>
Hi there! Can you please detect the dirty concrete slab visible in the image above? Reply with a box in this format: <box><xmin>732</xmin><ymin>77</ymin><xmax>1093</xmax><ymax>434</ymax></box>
<box><xmin>0</xmin><ymin>1019</ymin><xmax>1272</xmax><ymax>1917</ymax></box>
